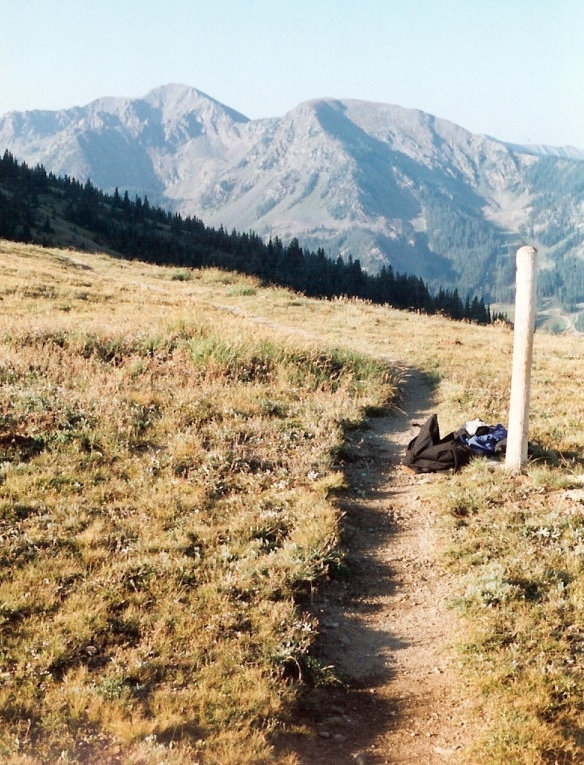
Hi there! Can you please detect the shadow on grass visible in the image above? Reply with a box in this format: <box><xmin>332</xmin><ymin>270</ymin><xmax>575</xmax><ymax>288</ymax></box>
<box><xmin>528</xmin><ymin>441</ymin><xmax>584</xmax><ymax>470</ymax></box>
<box><xmin>273</xmin><ymin>367</ymin><xmax>437</xmax><ymax>764</ymax></box>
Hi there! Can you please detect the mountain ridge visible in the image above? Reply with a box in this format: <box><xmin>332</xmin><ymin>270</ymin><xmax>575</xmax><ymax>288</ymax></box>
<box><xmin>2</xmin><ymin>83</ymin><xmax>584</xmax><ymax>304</ymax></box>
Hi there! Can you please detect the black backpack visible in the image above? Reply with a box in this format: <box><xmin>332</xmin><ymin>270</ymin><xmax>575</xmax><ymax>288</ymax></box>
<box><xmin>403</xmin><ymin>414</ymin><xmax>472</xmax><ymax>473</ymax></box>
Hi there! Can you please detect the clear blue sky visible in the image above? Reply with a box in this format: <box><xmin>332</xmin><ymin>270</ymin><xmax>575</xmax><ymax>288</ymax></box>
<box><xmin>2</xmin><ymin>0</ymin><xmax>584</xmax><ymax>149</ymax></box>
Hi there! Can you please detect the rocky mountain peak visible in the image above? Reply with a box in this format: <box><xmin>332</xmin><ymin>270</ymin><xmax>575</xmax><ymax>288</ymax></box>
<box><xmin>2</xmin><ymin>85</ymin><xmax>584</xmax><ymax>306</ymax></box>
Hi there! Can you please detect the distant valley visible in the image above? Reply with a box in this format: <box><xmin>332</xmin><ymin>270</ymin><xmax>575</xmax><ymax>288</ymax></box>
<box><xmin>2</xmin><ymin>83</ymin><xmax>584</xmax><ymax>310</ymax></box>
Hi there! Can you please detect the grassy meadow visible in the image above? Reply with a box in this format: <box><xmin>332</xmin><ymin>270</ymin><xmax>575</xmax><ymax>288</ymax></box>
<box><xmin>0</xmin><ymin>241</ymin><xmax>398</xmax><ymax>764</ymax></box>
<box><xmin>2</xmin><ymin>240</ymin><xmax>584</xmax><ymax>763</ymax></box>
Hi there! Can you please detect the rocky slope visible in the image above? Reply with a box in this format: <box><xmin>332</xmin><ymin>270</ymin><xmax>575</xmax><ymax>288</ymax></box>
<box><xmin>2</xmin><ymin>83</ymin><xmax>584</xmax><ymax>301</ymax></box>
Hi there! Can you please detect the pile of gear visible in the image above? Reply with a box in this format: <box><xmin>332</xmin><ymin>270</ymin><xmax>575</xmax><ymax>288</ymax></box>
<box><xmin>403</xmin><ymin>414</ymin><xmax>507</xmax><ymax>473</ymax></box>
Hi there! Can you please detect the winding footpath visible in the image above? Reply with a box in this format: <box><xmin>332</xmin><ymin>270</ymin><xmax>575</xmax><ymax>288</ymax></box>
<box><xmin>289</xmin><ymin>369</ymin><xmax>478</xmax><ymax>764</ymax></box>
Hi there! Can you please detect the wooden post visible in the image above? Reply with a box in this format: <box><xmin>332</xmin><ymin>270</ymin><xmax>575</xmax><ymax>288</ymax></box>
<box><xmin>505</xmin><ymin>245</ymin><xmax>538</xmax><ymax>473</ymax></box>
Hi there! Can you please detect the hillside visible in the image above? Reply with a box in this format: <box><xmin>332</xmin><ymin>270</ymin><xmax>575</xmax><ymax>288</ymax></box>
<box><xmin>0</xmin><ymin>240</ymin><xmax>400</xmax><ymax>764</ymax></box>
<box><xmin>0</xmin><ymin>149</ymin><xmax>492</xmax><ymax>323</ymax></box>
<box><xmin>3</xmin><ymin>241</ymin><xmax>584</xmax><ymax>763</ymax></box>
<box><xmin>3</xmin><ymin>83</ymin><xmax>584</xmax><ymax>305</ymax></box>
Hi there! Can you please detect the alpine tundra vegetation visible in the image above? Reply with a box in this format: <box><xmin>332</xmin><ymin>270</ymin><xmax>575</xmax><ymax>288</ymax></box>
<box><xmin>2</xmin><ymin>241</ymin><xmax>584</xmax><ymax>763</ymax></box>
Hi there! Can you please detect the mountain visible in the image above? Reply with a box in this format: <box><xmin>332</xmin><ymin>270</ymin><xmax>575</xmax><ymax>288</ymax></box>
<box><xmin>2</xmin><ymin>83</ymin><xmax>584</xmax><ymax>304</ymax></box>
<box><xmin>0</xmin><ymin>84</ymin><xmax>249</xmax><ymax>199</ymax></box>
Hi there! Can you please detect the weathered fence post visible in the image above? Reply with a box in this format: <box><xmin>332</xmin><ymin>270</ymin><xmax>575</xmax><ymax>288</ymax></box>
<box><xmin>505</xmin><ymin>245</ymin><xmax>538</xmax><ymax>473</ymax></box>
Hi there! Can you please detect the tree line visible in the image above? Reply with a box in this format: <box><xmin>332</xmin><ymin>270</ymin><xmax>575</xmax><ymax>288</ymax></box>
<box><xmin>0</xmin><ymin>150</ymin><xmax>493</xmax><ymax>323</ymax></box>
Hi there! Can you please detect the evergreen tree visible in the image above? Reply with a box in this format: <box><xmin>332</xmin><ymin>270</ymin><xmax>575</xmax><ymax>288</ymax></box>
<box><xmin>0</xmin><ymin>153</ymin><xmax>495</xmax><ymax>326</ymax></box>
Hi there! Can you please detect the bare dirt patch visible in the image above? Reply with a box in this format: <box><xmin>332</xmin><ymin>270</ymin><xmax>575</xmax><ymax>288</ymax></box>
<box><xmin>281</xmin><ymin>369</ymin><xmax>479</xmax><ymax>764</ymax></box>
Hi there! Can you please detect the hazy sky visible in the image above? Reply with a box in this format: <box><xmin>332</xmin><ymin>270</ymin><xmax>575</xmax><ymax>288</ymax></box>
<box><xmin>2</xmin><ymin>0</ymin><xmax>583</xmax><ymax>149</ymax></box>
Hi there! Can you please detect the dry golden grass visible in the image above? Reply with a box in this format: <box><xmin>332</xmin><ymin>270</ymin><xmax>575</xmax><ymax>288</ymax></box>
<box><xmin>0</xmin><ymin>241</ymin><xmax>398</xmax><ymax>764</ymax></box>
<box><xmin>3</xmin><ymin>240</ymin><xmax>584</xmax><ymax>763</ymax></box>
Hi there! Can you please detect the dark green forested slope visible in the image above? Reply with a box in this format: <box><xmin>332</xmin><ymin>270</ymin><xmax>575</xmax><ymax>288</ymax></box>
<box><xmin>0</xmin><ymin>150</ymin><xmax>492</xmax><ymax>323</ymax></box>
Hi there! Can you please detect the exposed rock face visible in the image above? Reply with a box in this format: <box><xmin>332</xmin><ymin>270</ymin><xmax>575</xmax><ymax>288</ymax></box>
<box><xmin>2</xmin><ymin>83</ymin><xmax>584</xmax><ymax>300</ymax></box>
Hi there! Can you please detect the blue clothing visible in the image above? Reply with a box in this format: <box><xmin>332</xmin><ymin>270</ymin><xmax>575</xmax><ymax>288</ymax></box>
<box><xmin>459</xmin><ymin>424</ymin><xmax>507</xmax><ymax>456</ymax></box>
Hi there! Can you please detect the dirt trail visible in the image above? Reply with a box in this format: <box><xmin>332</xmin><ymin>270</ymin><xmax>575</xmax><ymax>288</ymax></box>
<box><xmin>286</xmin><ymin>368</ymin><xmax>478</xmax><ymax>764</ymax></box>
